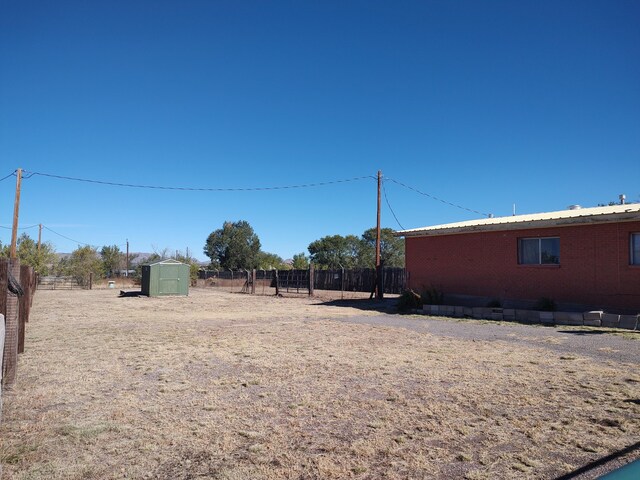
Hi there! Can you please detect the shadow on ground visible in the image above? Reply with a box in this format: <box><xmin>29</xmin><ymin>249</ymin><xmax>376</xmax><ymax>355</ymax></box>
<box><xmin>554</xmin><ymin>441</ymin><xmax>640</xmax><ymax>479</ymax></box>
<box><xmin>557</xmin><ymin>329</ymin><xmax>640</xmax><ymax>337</ymax></box>
<box><xmin>317</xmin><ymin>297</ymin><xmax>398</xmax><ymax>314</ymax></box>
<box><xmin>119</xmin><ymin>290</ymin><xmax>145</xmax><ymax>298</ymax></box>
<box><xmin>555</xmin><ymin>329</ymin><xmax>611</xmax><ymax>336</ymax></box>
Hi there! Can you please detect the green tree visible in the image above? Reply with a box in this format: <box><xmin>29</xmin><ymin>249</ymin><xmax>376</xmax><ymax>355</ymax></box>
<box><xmin>174</xmin><ymin>251</ymin><xmax>201</xmax><ymax>285</ymax></box>
<box><xmin>359</xmin><ymin>227</ymin><xmax>405</xmax><ymax>267</ymax></box>
<box><xmin>100</xmin><ymin>245</ymin><xmax>125</xmax><ymax>277</ymax></box>
<box><xmin>204</xmin><ymin>220</ymin><xmax>261</xmax><ymax>270</ymax></box>
<box><xmin>308</xmin><ymin>234</ymin><xmax>361</xmax><ymax>269</ymax></box>
<box><xmin>292</xmin><ymin>252</ymin><xmax>309</xmax><ymax>269</ymax></box>
<box><xmin>63</xmin><ymin>245</ymin><xmax>103</xmax><ymax>286</ymax></box>
<box><xmin>256</xmin><ymin>251</ymin><xmax>287</xmax><ymax>270</ymax></box>
<box><xmin>0</xmin><ymin>233</ymin><xmax>57</xmax><ymax>274</ymax></box>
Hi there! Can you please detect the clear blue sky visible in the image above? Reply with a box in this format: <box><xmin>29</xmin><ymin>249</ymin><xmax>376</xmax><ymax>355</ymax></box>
<box><xmin>1</xmin><ymin>0</ymin><xmax>639</xmax><ymax>261</ymax></box>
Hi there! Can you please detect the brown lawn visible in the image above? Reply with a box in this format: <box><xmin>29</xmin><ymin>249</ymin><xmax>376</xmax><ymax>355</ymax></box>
<box><xmin>1</xmin><ymin>288</ymin><xmax>638</xmax><ymax>479</ymax></box>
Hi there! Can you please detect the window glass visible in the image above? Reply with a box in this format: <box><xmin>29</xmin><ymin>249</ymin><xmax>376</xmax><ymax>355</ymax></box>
<box><xmin>518</xmin><ymin>237</ymin><xmax>560</xmax><ymax>265</ymax></box>
<box><xmin>518</xmin><ymin>239</ymin><xmax>539</xmax><ymax>264</ymax></box>
<box><xmin>632</xmin><ymin>233</ymin><xmax>640</xmax><ymax>265</ymax></box>
<box><xmin>540</xmin><ymin>238</ymin><xmax>560</xmax><ymax>264</ymax></box>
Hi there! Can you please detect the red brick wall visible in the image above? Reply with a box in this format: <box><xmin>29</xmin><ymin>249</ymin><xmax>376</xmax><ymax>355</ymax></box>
<box><xmin>405</xmin><ymin>221</ymin><xmax>640</xmax><ymax>312</ymax></box>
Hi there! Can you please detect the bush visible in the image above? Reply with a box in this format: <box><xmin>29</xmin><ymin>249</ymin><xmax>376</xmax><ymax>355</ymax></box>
<box><xmin>486</xmin><ymin>299</ymin><xmax>502</xmax><ymax>308</ymax></box>
<box><xmin>421</xmin><ymin>286</ymin><xmax>444</xmax><ymax>305</ymax></box>
<box><xmin>397</xmin><ymin>290</ymin><xmax>423</xmax><ymax>312</ymax></box>
<box><xmin>534</xmin><ymin>297</ymin><xmax>556</xmax><ymax>311</ymax></box>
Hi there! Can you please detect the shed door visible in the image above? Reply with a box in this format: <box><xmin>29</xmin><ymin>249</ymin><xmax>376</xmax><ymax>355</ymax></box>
<box><xmin>159</xmin><ymin>265</ymin><xmax>181</xmax><ymax>295</ymax></box>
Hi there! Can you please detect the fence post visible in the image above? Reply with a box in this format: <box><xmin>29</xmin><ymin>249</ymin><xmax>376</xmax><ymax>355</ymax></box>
<box><xmin>0</xmin><ymin>260</ymin><xmax>7</xmax><ymax>400</ymax></box>
<box><xmin>0</xmin><ymin>259</ymin><xmax>7</xmax><ymax>320</ymax></box>
<box><xmin>18</xmin><ymin>266</ymin><xmax>31</xmax><ymax>354</ymax></box>
<box><xmin>251</xmin><ymin>269</ymin><xmax>256</xmax><ymax>295</ymax></box>
<box><xmin>376</xmin><ymin>264</ymin><xmax>384</xmax><ymax>300</ymax></box>
<box><xmin>1</xmin><ymin>312</ymin><xmax>4</xmax><ymax>406</ymax></box>
<box><xmin>274</xmin><ymin>269</ymin><xmax>279</xmax><ymax>296</ymax></box>
<box><xmin>308</xmin><ymin>264</ymin><xmax>314</xmax><ymax>296</ymax></box>
<box><xmin>89</xmin><ymin>272</ymin><xmax>93</xmax><ymax>290</ymax></box>
<box><xmin>3</xmin><ymin>258</ymin><xmax>20</xmax><ymax>389</ymax></box>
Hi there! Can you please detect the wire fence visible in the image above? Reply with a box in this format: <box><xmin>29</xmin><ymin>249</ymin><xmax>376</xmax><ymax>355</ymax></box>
<box><xmin>37</xmin><ymin>276</ymin><xmax>86</xmax><ymax>290</ymax></box>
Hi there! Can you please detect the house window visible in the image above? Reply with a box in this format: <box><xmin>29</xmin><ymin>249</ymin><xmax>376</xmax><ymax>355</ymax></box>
<box><xmin>518</xmin><ymin>237</ymin><xmax>560</xmax><ymax>265</ymax></box>
<box><xmin>632</xmin><ymin>233</ymin><xmax>640</xmax><ymax>265</ymax></box>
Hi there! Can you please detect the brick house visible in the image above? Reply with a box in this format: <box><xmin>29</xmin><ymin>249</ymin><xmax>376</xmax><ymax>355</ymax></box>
<box><xmin>396</xmin><ymin>204</ymin><xmax>640</xmax><ymax>313</ymax></box>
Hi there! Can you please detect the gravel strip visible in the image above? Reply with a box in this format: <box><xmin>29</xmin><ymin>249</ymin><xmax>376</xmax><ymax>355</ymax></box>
<box><xmin>331</xmin><ymin>314</ymin><xmax>640</xmax><ymax>365</ymax></box>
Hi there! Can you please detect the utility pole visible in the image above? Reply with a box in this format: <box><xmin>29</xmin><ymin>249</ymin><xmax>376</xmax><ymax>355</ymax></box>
<box><xmin>126</xmin><ymin>239</ymin><xmax>129</xmax><ymax>276</ymax></box>
<box><xmin>376</xmin><ymin>170</ymin><xmax>383</xmax><ymax>299</ymax></box>
<box><xmin>38</xmin><ymin>224</ymin><xmax>43</xmax><ymax>253</ymax></box>
<box><xmin>10</xmin><ymin>168</ymin><xmax>22</xmax><ymax>259</ymax></box>
<box><xmin>376</xmin><ymin>170</ymin><xmax>382</xmax><ymax>268</ymax></box>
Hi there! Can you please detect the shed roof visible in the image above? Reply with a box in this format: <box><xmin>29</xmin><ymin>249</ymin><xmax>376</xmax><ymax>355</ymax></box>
<box><xmin>146</xmin><ymin>259</ymin><xmax>186</xmax><ymax>266</ymax></box>
<box><xmin>396</xmin><ymin>204</ymin><xmax>640</xmax><ymax>237</ymax></box>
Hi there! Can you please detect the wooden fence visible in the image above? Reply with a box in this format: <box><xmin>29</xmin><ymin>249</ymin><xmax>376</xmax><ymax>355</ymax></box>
<box><xmin>312</xmin><ymin>268</ymin><xmax>406</xmax><ymax>294</ymax></box>
<box><xmin>1</xmin><ymin>258</ymin><xmax>37</xmax><ymax>405</ymax></box>
<box><xmin>199</xmin><ymin>267</ymin><xmax>407</xmax><ymax>296</ymax></box>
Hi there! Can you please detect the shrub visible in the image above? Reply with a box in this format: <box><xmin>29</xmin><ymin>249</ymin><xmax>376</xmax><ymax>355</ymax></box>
<box><xmin>421</xmin><ymin>286</ymin><xmax>444</xmax><ymax>305</ymax></box>
<box><xmin>486</xmin><ymin>299</ymin><xmax>502</xmax><ymax>308</ymax></box>
<box><xmin>397</xmin><ymin>290</ymin><xmax>423</xmax><ymax>312</ymax></box>
<box><xmin>534</xmin><ymin>297</ymin><xmax>556</xmax><ymax>311</ymax></box>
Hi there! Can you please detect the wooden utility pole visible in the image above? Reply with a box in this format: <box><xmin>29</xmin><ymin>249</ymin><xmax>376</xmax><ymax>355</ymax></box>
<box><xmin>126</xmin><ymin>239</ymin><xmax>129</xmax><ymax>276</ymax></box>
<box><xmin>10</xmin><ymin>168</ymin><xmax>22</xmax><ymax>259</ymax></box>
<box><xmin>375</xmin><ymin>170</ymin><xmax>383</xmax><ymax>300</ymax></box>
<box><xmin>38</xmin><ymin>224</ymin><xmax>42</xmax><ymax>253</ymax></box>
<box><xmin>375</xmin><ymin>170</ymin><xmax>382</xmax><ymax>268</ymax></box>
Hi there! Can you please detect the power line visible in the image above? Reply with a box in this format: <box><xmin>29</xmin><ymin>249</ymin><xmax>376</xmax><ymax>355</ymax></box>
<box><xmin>0</xmin><ymin>223</ymin><xmax>39</xmax><ymax>231</ymax></box>
<box><xmin>386</xmin><ymin>177</ymin><xmax>490</xmax><ymax>217</ymax></box>
<box><xmin>382</xmin><ymin>181</ymin><xmax>405</xmax><ymax>230</ymax></box>
<box><xmin>42</xmin><ymin>226</ymin><xmax>97</xmax><ymax>248</ymax></box>
<box><xmin>0</xmin><ymin>170</ymin><xmax>16</xmax><ymax>183</ymax></box>
<box><xmin>23</xmin><ymin>170</ymin><xmax>376</xmax><ymax>191</ymax></box>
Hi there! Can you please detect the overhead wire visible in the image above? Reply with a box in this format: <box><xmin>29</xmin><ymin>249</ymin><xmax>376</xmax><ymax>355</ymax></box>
<box><xmin>0</xmin><ymin>170</ymin><xmax>16</xmax><ymax>183</ymax></box>
<box><xmin>42</xmin><ymin>225</ymin><xmax>97</xmax><ymax>248</ymax></box>
<box><xmin>23</xmin><ymin>170</ymin><xmax>376</xmax><ymax>191</ymax></box>
<box><xmin>5</xmin><ymin>168</ymin><xmax>490</xmax><ymax>246</ymax></box>
<box><xmin>385</xmin><ymin>177</ymin><xmax>490</xmax><ymax>217</ymax></box>
<box><xmin>0</xmin><ymin>224</ymin><xmax>39</xmax><ymax>230</ymax></box>
<box><xmin>382</xmin><ymin>180</ymin><xmax>405</xmax><ymax>230</ymax></box>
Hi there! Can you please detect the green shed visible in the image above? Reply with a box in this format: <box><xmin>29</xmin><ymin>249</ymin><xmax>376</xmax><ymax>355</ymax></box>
<box><xmin>141</xmin><ymin>259</ymin><xmax>190</xmax><ymax>297</ymax></box>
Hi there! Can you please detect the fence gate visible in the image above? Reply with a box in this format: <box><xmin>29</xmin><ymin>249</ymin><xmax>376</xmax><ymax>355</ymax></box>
<box><xmin>37</xmin><ymin>276</ymin><xmax>85</xmax><ymax>290</ymax></box>
<box><xmin>272</xmin><ymin>269</ymin><xmax>310</xmax><ymax>295</ymax></box>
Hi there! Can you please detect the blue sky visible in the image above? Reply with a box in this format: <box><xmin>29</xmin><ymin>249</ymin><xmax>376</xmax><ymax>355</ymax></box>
<box><xmin>1</xmin><ymin>0</ymin><xmax>639</xmax><ymax>261</ymax></box>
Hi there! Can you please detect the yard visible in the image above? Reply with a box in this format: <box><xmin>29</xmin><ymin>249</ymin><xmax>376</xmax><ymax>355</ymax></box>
<box><xmin>1</xmin><ymin>288</ymin><xmax>638</xmax><ymax>479</ymax></box>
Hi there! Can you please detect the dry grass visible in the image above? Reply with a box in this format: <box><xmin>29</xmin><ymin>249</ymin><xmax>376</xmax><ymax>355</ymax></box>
<box><xmin>1</xmin><ymin>289</ymin><xmax>638</xmax><ymax>479</ymax></box>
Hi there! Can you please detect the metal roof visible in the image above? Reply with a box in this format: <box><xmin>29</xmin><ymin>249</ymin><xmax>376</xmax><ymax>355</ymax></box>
<box><xmin>396</xmin><ymin>204</ymin><xmax>640</xmax><ymax>237</ymax></box>
<box><xmin>146</xmin><ymin>259</ymin><xmax>185</xmax><ymax>266</ymax></box>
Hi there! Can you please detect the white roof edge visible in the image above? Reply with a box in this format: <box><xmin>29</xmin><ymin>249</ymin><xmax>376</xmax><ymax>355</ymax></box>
<box><xmin>396</xmin><ymin>204</ymin><xmax>640</xmax><ymax>237</ymax></box>
<box><xmin>147</xmin><ymin>259</ymin><xmax>185</xmax><ymax>266</ymax></box>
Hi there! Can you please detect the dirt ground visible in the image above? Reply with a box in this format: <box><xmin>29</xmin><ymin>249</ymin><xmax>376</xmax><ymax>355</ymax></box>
<box><xmin>1</xmin><ymin>288</ymin><xmax>638</xmax><ymax>479</ymax></box>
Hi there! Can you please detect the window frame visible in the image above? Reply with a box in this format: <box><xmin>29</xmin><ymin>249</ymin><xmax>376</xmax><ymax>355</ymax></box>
<box><xmin>518</xmin><ymin>237</ymin><xmax>560</xmax><ymax>265</ymax></box>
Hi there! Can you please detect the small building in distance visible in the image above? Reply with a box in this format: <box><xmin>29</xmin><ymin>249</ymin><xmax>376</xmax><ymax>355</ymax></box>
<box><xmin>141</xmin><ymin>259</ymin><xmax>190</xmax><ymax>297</ymax></box>
<box><xmin>396</xmin><ymin>204</ymin><xmax>640</xmax><ymax>313</ymax></box>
